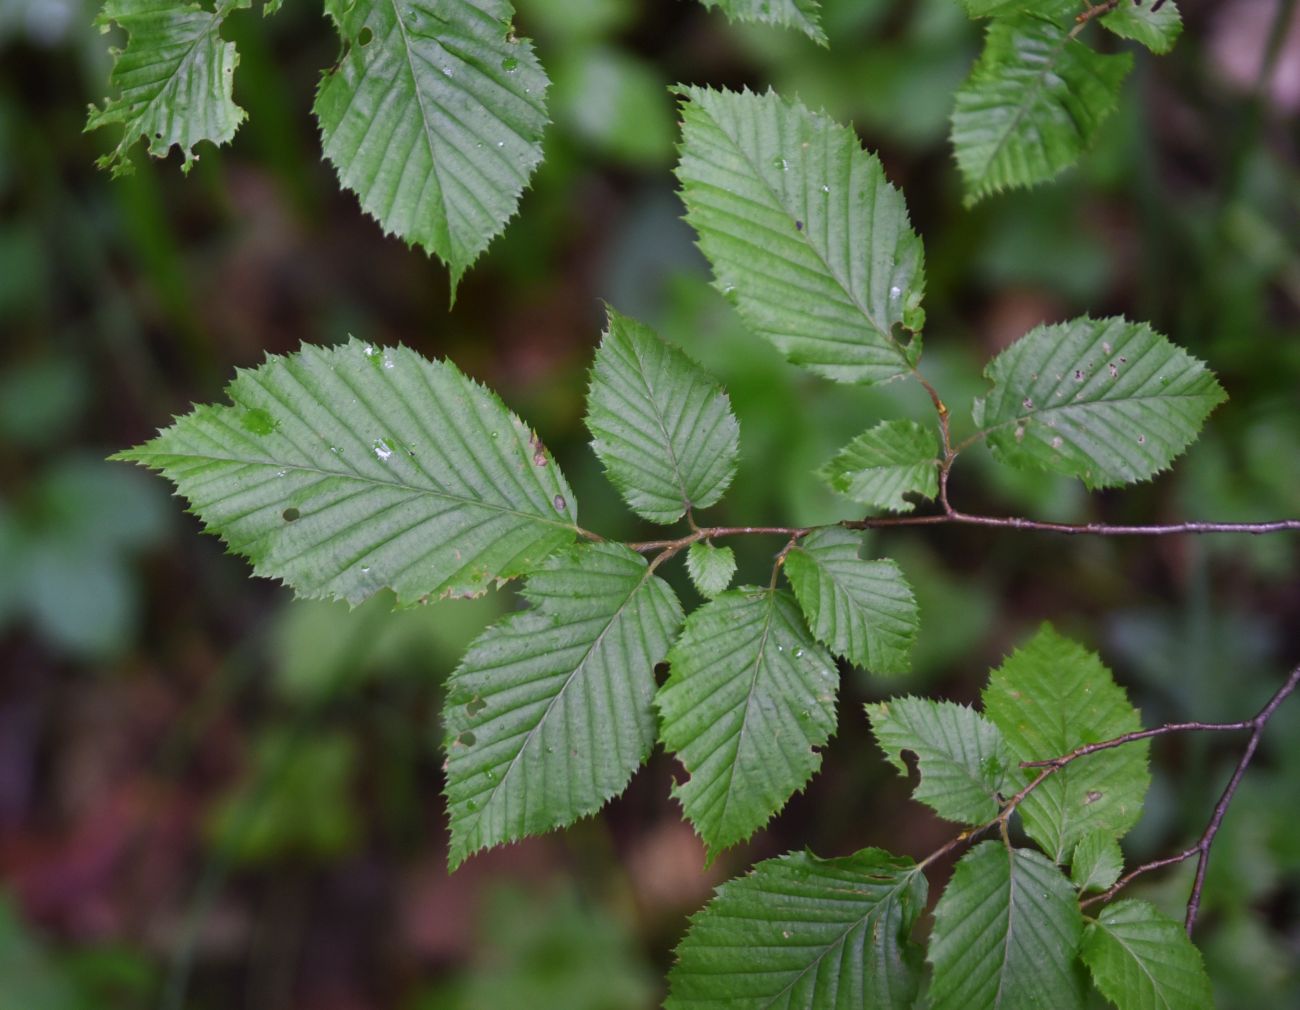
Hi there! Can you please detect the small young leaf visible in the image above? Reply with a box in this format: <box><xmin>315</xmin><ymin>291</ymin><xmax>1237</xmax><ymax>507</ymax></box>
<box><xmin>952</xmin><ymin>16</ymin><xmax>1132</xmax><ymax>203</ymax></box>
<box><xmin>675</xmin><ymin>86</ymin><xmax>926</xmax><ymax>385</ymax></box>
<box><xmin>972</xmin><ymin>316</ymin><xmax>1227</xmax><ymax>488</ymax></box>
<box><xmin>113</xmin><ymin>340</ymin><xmax>578</xmax><ymax>606</ymax></box>
<box><xmin>1071</xmin><ymin>831</ymin><xmax>1124</xmax><ymax>893</ymax></box>
<box><xmin>443</xmin><ymin>543</ymin><xmax>682</xmax><ymax>866</ymax></box>
<box><xmin>818</xmin><ymin>419</ymin><xmax>939</xmax><ymax>512</ymax></box>
<box><xmin>929</xmin><ymin>842</ymin><xmax>1086</xmax><ymax>1010</ymax></box>
<box><xmin>698</xmin><ymin>0</ymin><xmax>826</xmax><ymax>45</ymax></box>
<box><xmin>686</xmin><ymin>542</ymin><xmax>737</xmax><ymax>599</ymax></box>
<box><xmin>657</xmin><ymin>588</ymin><xmax>838</xmax><ymax>855</ymax></box>
<box><xmin>586</xmin><ymin>308</ymin><xmax>740</xmax><ymax>524</ymax></box>
<box><xmin>665</xmin><ymin>848</ymin><xmax>926</xmax><ymax>1010</ymax></box>
<box><xmin>866</xmin><ymin>697</ymin><xmax>1009</xmax><ymax>824</ymax></box>
<box><xmin>87</xmin><ymin>0</ymin><xmax>248</xmax><ymax>176</ymax></box>
<box><xmin>1081</xmin><ymin>899</ymin><xmax>1214</xmax><ymax>1010</ymax></box>
<box><xmin>783</xmin><ymin>527</ymin><xmax>918</xmax><ymax>675</ymax></box>
<box><xmin>1103</xmin><ymin>0</ymin><xmax>1183</xmax><ymax>54</ymax></box>
<box><xmin>982</xmin><ymin>624</ymin><xmax>1151</xmax><ymax>862</ymax></box>
<box><xmin>313</xmin><ymin>0</ymin><xmax>548</xmax><ymax>291</ymax></box>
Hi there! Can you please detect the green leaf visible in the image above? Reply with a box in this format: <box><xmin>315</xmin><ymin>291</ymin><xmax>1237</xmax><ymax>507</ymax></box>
<box><xmin>113</xmin><ymin>339</ymin><xmax>579</xmax><ymax>606</ymax></box>
<box><xmin>1102</xmin><ymin>0</ymin><xmax>1182</xmax><ymax>54</ymax></box>
<box><xmin>929</xmin><ymin>842</ymin><xmax>1086</xmax><ymax>1010</ymax></box>
<box><xmin>866</xmin><ymin>697</ymin><xmax>1009</xmax><ymax>824</ymax></box>
<box><xmin>657</xmin><ymin>587</ymin><xmax>838</xmax><ymax>855</ymax></box>
<box><xmin>1081</xmin><ymin>899</ymin><xmax>1214</xmax><ymax>1010</ymax></box>
<box><xmin>675</xmin><ymin>86</ymin><xmax>927</xmax><ymax>385</ymax></box>
<box><xmin>958</xmin><ymin>0</ymin><xmax>1075</xmax><ymax>15</ymax></box>
<box><xmin>697</xmin><ymin>0</ymin><xmax>826</xmax><ymax>45</ymax></box>
<box><xmin>87</xmin><ymin>0</ymin><xmax>248</xmax><ymax>176</ymax></box>
<box><xmin>982</xmin><ymin>624</ymin><xmax>1151</xmax><ymax>861</ymax></box>
<box><xmin>972</xmin><ymin>316</ymin><xmax>1227</xmax><ymax>488</ymax></box>
<box><xmin>665</xmin><ymin>848</ymin><xmax>927</xmax><ymax>1009</ymax></box>
<box><xmin>313</xmin><ymin>0</ymin><xmax>548</xmax><ymax>290</ymax></box>
<box><xmin>952</xmin><ymin>16</ymin><xmax>1132</xmax><ymax>204</ymax></box>
<box><xmin>1071</xmin><ymin>831</ymin><xmax>1124</xmax><ymax>893</ymax></box>
<box><xmin>783</xmin><ymin>527</ymin><xmax>918</xmax><ymax>675</ymax></box>
<box><xmin>585</xmin><ymin>308</ymin><xmax>740</xmax><ymax>523</ymax></box>
<box><xmin>443</xmin><ymin>543</ymin><xmax>682</xmax><ymax>866</ymax></box>
<box><xmin>818</xmin><ymin>419</ymin><xmax>939</xmax><ymax>512</ymax></box>
<box><xmin>686</xmin><ymin>542</ymin><xmax>737</xmax><ymax>599</ymax></box>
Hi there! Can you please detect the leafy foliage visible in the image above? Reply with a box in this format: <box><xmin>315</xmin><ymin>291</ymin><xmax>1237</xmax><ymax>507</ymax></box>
<box><xmin>866</xmin><ymin>697</ymin><xmax>1009</xmax><ymax>824</ymax></box>
<box><xmin>1103</xmin><ymin>0</ymin><xmax>1183</xmax><ymax>55</ymax></box>
<box><xmin>313</xmin><ymin>0</ymin><xmax>549</xmax><ymax>290</ymax></box>
<box><xmin>983</xmin><ymin>624</ymin><xmax>1150</xmax><ymax>861</ymax></box>
<box><xmin>928</xmin><ymin>842</ymin><xmax>1086</xmax><ymax>1010</ymax></box>
<box><xmin>656</xmin><ymin>588</ymin><xmax>838</xmax><ymax>856</ymax></box>
<box><xmin>442</xmin><ymin>543</ymin><xmax>682</xmax><ymax>866</ymax></box>
<box><xmin>1071</xmin><ymin>831</ymin><xmax>1125</xmax><ymax>893</ymax></box>
<box><xmin>114</xmin><ymin>339</ymin><xmax>579</xmax><ymax>606</ymax></box>
<box><xmin>697</xmin><ymin>0</ymin><xmax>826</xmax><ymax>46</ymax></box>
<box><xmin>685</xmin><ymin>542</ymin><xmax>736</xmax><ymax>599</ymax></box>
<box><xmin>1081</xmin><ymin>900</ymin><xmax>1214</xmax><ymax>1010</ymax></box>
<box><xmin>86</xmin><ymin>0</ymin><xmax>248</xmax><ymax>175</ymax></box>
<box><xmin>818</xmin><ymin>419</ymin><xmax>939</xmax><ymax>512</ymax></box>
<box><xmin>665</xmin><ymin>848</ymin><xmax>926</xmax><ymax>1009</ymax></box>
<box><xmin>973</xmin><ymin>316</ymin><xmax>1227</xmax><ymax>488</ymax></box>
<box><xmin>586</xmin><ymin>308</ymin><xmax>739</xmax><ymax>524</ymax></box>
<box><xmin>783</xmin><ymin>527</ymin><xmax>918</xmax><ymax>675</ymax></box>
<box><xmin>675</xmin><ymin>86</ymin><xmax>927</xmax><ymax>385</ymax></box>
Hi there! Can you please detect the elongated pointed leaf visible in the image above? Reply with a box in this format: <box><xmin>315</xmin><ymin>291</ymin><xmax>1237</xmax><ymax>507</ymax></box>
<box><xmin>929</xmin><ymin>842</ymin><xmax>1086</xmax><ymax>1010</ymax></box>
<box><xmin>867</xmin><ymin>697</ymin><xmax>1009</xmax><ymax>824</ymax></box>
<box><xmin>665</xmin><ymin>848</ymin><xmax>926</xmax><ymax>1010</ymax></box>
<box><xmin>1082</xmin><ymin>899</ymin><xmax>1213</xmax><ymax>1010</ymax></box>
<box><xmin>87</xmin><ymin>0</ymin><xmax>248</xmax><ymax>176</ymax></box>
<box><xmin>783</xmin><ymin>527</ymin><xmax>918</xmax><ymax>675</ymax></box>
<box><xmin>686</xmin><ymin>542</ymin><xmax>736</xmax><ymax>599</ymax></box>
<box><xmin>698</xmin><ymin>0</ymin><xmax>826</xmax><ymax>45</ymax></box>
<box><xmin>982</xmin><ymin>625</ymin><xmax>1150</xmax><ymax>861</ymax></box>
<box><xmin>657</xmin><ymin>588</ymin><xmax>838</xmax><ymax>855</ymax></box>
<box><xmin>952</xmin><ymin>16</ymin><xmax>1132</xmax><ymax>203</ymax></box>
<box><xmin>1071</xmin><ymin>831</ymin><xmax>1124</xmax><ymax>893</ymax></box>
<box><xmin>443</xmin><ymin>543</ymin><xmax>682</xmax><ymax>865</ymax></box>
<box><xmin>586</xmin><ymin>309</ymin><xmax>740</xmax><ymax>523</ymax></box>
<box><xmin>972</xmin><ymin>316</ymin><xmax>1227</xmax><ymax>488</ymax></box>
<box><xmin>1103</xmin><ymin>0</ymin><xmax>1182</xmax><ymax>54</ymax></box>
<box><xmin>818</xmin><ymin>419</ymin><xmax>939</xmax><ymax>512</ymax></box>
<box><xmin>675</xmin><ymin>86</ymin><xmax>926</xmax><ymax>385</ymax></box>
<box><xmin>113</xmin><ymin>339</ymin><xmax>578</xmax><ymax>606</ymax></box>
<box><xmin>313</xmin><ymin>0</ymin><xmax>548</xmax><ymax>289</ymax></box>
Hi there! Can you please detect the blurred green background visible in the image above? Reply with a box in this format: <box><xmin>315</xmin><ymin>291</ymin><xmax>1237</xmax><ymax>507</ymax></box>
<box><xmin>1</xmin><ymin>0</ymin><xmax>1298</xmax><ymax>1006</ymax></box>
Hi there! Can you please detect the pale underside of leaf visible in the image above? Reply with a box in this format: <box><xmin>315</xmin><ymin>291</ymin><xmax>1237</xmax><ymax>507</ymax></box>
<box><xmin>675</xmin><ymin>86</ymin><xmax>926</xmax><ymax>385</ymax></box>
<box><xmin>657</xmin><ymin>588</ymin><xmax>838</xmax><ymax>855</ymax></box>
<box><xmin>586</xmin><ymin>308</ymin><xmax>740</xmax><ymax>523</ymax></box>
<box><xmin>443</xmin><ymin>542</ymin><xmax>683</xmax><ymax>866</ymax></box>
<box><xmin>818</xmin><ymin>418</ymin><xmax>939</xmax><ymax>512</ymax></box>
<box><xmin>1081</xmin><ymin>899</ymin><xmax>1214</xmax><ymax>1010</ymax></box>
<box><xmin>113</xmin><ymin>339</ymin><xmax>578</xmax><ymax>606</ymax></box>
<box><xmin>928</xmin><ymin>842</ymin><xmax>1086</xmax><ymax>1010</ymax></box>
<box><xmin>314</xmin><ymin>0</ymin><xmax>548</xmax><ymax>289</ymax></box>
<box><xmin>87</xmin><ymin>0</ymin><xmax>248</xmax><ymax>176</ymax></box>
<box><xmin>973</xmin><ymin>316</ymin><xmax>1227</xmax><ymax>488</ymax></box>
<box><xmin>665</xmin><ymin>848</ymin><xmax>927</xmax><ymax>1010</ymax></box>
<box><xmin>698</xmin><ymin>0</ymin><xmax>827</xmax><ymax>45</ymax></box>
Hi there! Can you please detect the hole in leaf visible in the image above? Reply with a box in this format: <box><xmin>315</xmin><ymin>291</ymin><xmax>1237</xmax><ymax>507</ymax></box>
<box><xmin>282</xmin><ymin>507</ymin><xmax>300</xmax><ymax>522</ymax></box>
<box><xmin>357</xmin><ymin>26</ymin><xmax>373</xmax><ymax>46</ymax></box>
<box><xmin>457</xmin><ymin>731</ymin><xmax>476</xmax><ymax>747</ymax></box>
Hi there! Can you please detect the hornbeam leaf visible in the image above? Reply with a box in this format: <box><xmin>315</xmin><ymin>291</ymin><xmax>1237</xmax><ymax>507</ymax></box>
<box><xmin>972</xmin><ymin>316</ymin><xmax>1227</xmax><ymax>488</ymax></box>
<box><xmin>313</xmin><ymin>0</ymin><xmax>548</xmax><ymax>290</ymax></box>
<box><xmin>443</xmin><ymin>542</ymin><xmax>683</xmax><ymax>866</ymax></box>
<box><xmin>87</xmin><ymin>0</ymin><xmax>249</xmax><ymax>176</ymax></box>
<box><xmin>783</xmin><ymin>527</ymin><xmax>918</xmax><ymax>675</ymax></box>
<box><xmin>686</xmin><ymin>542</ymin><xmax>737</xmax><ymax>599</ymax></box>
<box><xmin>929</xmin><ymin>842</ymin><xmax>1086</xmax><ymax>1010</ymax></box>
<box><xmin>952</xmin><ymin>16</ymin><xmax>1132</xmax><ymax>204</ymax></box>
<box><xmin>586</xmin><ymin>308</ymin><xmax>740</xmax><ymax>524</ymax></box>
<box><xmin>818</xmin><ymin>419</ymin><xmax>939</xmax><ymax>512</ymax></box>
<box><xmin>657</xmin><ymin>587</ymin><xmax>838</xmax><ymax>855</ymax></box>
<box><xmin>113</xmin><ymin>339</ymin><xmax>579</xmax><ymax>606</ymax></box>
<box><xmin>697</xmin><ymin>0</ymin><xmax>826</xmax><ymax>45</ymax></box>
<box><xmin>982</xmin><ymin>624</ymin><xmax>1150</xmax><ymax>862</ymax></box>
<box><xmin>866</xmin><ymin>696</ymin><xmax>1009</xmax><ymax>824</ymax></box>
<box><xmin>1071</xmin><ymin>831</ymin><xmax>1124</xmax><ymax>893</ymax></box>
<box><xmin>675</xmin><ymin>86</ymin><xmax>926</xmax><ymax>385</ymax></box>
<box><xmin>665</xmin><ymin>848</ymin><xmax>927</xmax><ymax>1010</ymax></box>
<box><xmin>1081</xmin><ymin>899</ymin><xmax>1214</xmax><ymax>1010</ymax></box>
<box><xmin>1103</xmin><ymin>0</ymin><xmax>1182</xmax><ymax>54</ymax></box>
